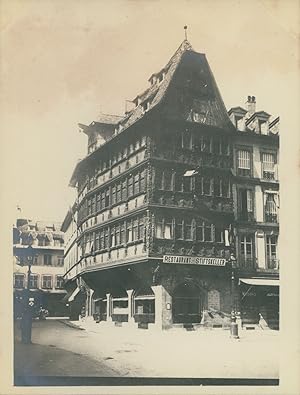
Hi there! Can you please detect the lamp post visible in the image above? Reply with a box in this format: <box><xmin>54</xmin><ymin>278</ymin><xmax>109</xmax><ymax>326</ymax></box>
<box><xmin>229</xmin><ymin>254</ymin><xmax>239</xmax><ymax>339</ymax></box>
<box><xmin>15</xmin><ymin>244</ymin><xmax>35</xmax><ymax>344</ymax></box>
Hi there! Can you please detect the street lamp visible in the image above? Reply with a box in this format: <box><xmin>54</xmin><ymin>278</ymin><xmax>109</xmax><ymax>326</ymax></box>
<box><xmin>14</xmin><ymin>243</ymin><xmax>35</xmax><ymax>344</ymax></box>
<box><xmin>229</xmin><ymin>253</ymin><xmax>239</xmax><ymax>339</ymax></box>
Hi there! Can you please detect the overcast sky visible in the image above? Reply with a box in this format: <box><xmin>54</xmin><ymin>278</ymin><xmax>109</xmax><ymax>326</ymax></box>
<box><xmin>1</xmin><ymin>0</ymin><xmax>299</xmax><ymax>224</ymax></box>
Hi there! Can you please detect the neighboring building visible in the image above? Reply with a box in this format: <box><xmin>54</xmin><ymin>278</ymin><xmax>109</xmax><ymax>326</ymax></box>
<box><xmin>64</xmin><ymin>39</ymin><xmax>236</xmax><ymax>329</ymax></box>
<box><xmin>229</xmin><ymin>96</ymin><xmax>279</xmax><ymax>329</ymax></box>
<box><xmin>13</xmin><ymin>219</ymin><xmax>67</xmax><ymax>317</ymax></box>
<box><xmin>60</xmin><ymin>204</ymin><xmax>85</xmax><ymax>320</ymax></box>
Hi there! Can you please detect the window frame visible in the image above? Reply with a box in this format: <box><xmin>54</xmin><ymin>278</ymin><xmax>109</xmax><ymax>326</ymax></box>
<box><xmin>41</xmin><ymin>274</ymin><xmax>53</xmax><ymax>289</ymax></box>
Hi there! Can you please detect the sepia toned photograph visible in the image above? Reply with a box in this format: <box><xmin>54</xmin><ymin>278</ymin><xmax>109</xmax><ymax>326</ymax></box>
<box><xmin>1</xmin><ymin>0</ymin><xmax>300</xmax><ymax>394</ymax></box>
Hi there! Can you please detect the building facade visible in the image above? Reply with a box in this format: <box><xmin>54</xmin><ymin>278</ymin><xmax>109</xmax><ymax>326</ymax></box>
<box><xmin>229</xmin><ymin>97</ymin><xmax>279</xmax><ymax>329</ymax></box>
<box><xmin>63</xmin><ymin>40</ymin><xmax>279</xmax><ymax>330</ymax></box>
<box><xmin>13</xmin><ymin>219</ymin><xmax>68</xmax><ymax>317</ymax></box>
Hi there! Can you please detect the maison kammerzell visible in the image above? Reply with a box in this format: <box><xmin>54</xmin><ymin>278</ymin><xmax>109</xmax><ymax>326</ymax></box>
<box><xmin>62</xmin><ymin>39</ymin><xmax>279</xmax><ymax>331</ymax></box>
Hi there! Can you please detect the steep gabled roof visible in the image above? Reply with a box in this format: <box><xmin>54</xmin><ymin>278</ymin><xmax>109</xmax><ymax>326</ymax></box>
<box><xmin>121</xmin><ymin>40</ymin><xmax>194</xmax><ymax>131</ymax></box>
<box><xmin>69</xmin><ymin>40</ymin><xmax>232</xmax><ymax>186</ymax></box>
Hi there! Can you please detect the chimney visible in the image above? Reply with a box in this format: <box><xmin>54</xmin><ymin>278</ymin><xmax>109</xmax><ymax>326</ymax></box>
<box><xmin>245</xmin><ymin>95</ymin><xmax>256</xmax><ymax>116</ymax></box>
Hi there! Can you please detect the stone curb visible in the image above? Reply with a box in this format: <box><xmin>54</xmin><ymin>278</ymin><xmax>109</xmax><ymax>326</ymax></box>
<box><xmin>58</xmin><ymin>319</ymin><xmax>85</xmax><ymax>330</ymax></box>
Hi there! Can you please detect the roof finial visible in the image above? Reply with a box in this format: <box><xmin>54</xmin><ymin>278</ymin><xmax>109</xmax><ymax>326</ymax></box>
<box><xmin>184</xmin><ymin>25</ymin><xmax>188</xmax><ymax>40</ymax></box>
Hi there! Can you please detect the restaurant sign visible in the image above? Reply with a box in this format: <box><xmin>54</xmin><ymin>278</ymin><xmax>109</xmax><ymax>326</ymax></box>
<box><xmin>162</xmin><ymin>255</ymin><xmax>226</xmax><ymax>266</ymax></box>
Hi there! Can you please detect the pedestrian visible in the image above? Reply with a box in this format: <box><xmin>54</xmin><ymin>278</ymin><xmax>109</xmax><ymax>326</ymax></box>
<box><xmin>21</xmin><ymin>305</ymin><xmax>33</xmax><ymax>344</ymax></box>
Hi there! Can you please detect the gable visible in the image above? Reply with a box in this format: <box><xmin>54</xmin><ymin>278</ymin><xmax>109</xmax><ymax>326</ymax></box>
<box><xmin>160</xmin><ymin>51</ymin><xmax>233</xmax><ymax>130</ymax></box>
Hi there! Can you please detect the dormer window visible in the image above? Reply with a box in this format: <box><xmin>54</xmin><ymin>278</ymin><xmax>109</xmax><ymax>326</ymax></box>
<box><xmin>259</xmin><ymin>120</ymin><xmax>268</xmax><ymax>134</ymax></box>
<box><xmin>158</xmin><ymin>72</ymin><xmax>164</xmax><ymax>83</ymax></box>
<box><xmin>236</xmin><ymin>116</ymin><xmax>245</xmax><ymax>131</ymax></box>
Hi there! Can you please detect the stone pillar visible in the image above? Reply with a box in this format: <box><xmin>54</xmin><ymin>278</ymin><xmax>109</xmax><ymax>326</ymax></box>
<box><xmin>151</xmin><ymin>285</ymin><xmax>172</xmax><ymax>330</ymax></box>
<box><xmin>106</xmin><ymin>293</ymin><xmax>112</xmax><ymax>322</ymax></box>
<box><xmin>126</xmin><ymin>289</ymin><xmax>135</xmax><ymax>325</ymax></box>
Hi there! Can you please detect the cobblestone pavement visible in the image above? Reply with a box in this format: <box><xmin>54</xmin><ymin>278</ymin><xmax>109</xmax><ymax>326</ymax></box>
<box><xmin>14</xmin><ymin>319</ymin><xmax>279</xmax><ymax>379</ymax></box>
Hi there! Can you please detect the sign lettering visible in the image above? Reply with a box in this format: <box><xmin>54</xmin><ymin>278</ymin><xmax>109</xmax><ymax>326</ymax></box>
<box><xmin>162</xmin><ymin>255</ymin><xmax>226</xmax><ymax>266</ymax></box>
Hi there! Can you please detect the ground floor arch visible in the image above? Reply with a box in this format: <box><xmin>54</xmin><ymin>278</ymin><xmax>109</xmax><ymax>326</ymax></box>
<box><xmin>172</xmin><ymin>281</ymin><xmax>204</xmax><ymax>324</ymax></box>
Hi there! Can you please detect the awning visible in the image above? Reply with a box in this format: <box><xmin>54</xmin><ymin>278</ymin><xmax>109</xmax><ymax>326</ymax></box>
<box><xmin>239</xmin><ymin>278</ymin><xmax>279</xmax><ymax>287</ymax></box>
<box><xmin>68</xmin><ymin>287</ymin><xmax>81</xmax><ymax>302</ymax></box>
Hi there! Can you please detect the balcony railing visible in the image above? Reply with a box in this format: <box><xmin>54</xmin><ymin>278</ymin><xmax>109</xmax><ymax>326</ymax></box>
<box><xmin>266</xmin><ymin>258</ymin><xmax>279</xmax><ymax>270</ymax></box>
<box><xmin>262</xmin><ymin>170</ymin><xmax>276</xmax><ymax>181</ymax></box>
<box><xmin>265</xmin><ymin>213</ymin><xmax>278</xmax><ymax>223</ymax></box>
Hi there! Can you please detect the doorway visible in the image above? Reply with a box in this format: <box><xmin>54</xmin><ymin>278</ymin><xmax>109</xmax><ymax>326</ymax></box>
<box><xmin>172</xmin><ymin>282</ymin><xmax>203</xmax><ymax>324</ymax></box>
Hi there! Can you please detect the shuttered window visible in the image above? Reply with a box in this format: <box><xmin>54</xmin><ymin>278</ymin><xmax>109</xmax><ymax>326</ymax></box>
<box><xmin>238</xmin><ymin>150</ymin><xmax>250</xmax><ymax>169</ymax></box>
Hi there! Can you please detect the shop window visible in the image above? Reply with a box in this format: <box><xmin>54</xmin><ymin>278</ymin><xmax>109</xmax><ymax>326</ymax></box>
<box><xmin>43</xmin><ymin>254</ymin><xmax>52</xmax><ymax>266</ymax></box>
<box><xmin>55</xmin><ymin>275</ymin><xmax>64</xmax><ymax>289</ymax></box>
<box><xmin>14</xmin><ymin>274</ymin><xmax>25</xmax><ymax>288</ymax></box>
<box><xmin>135</xmin><ymin>299</ymin><xmax>155</xmax><ymax>314</ymax></box>
<box><xmin>237</xmin><ymin>149</ymin><xmax>251</xmax><ymax>176</ymax></box>
<box><xmin>42</xmin><ymin>275</ymin><xmax>52</xmax><ymax>289</ymax></box>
